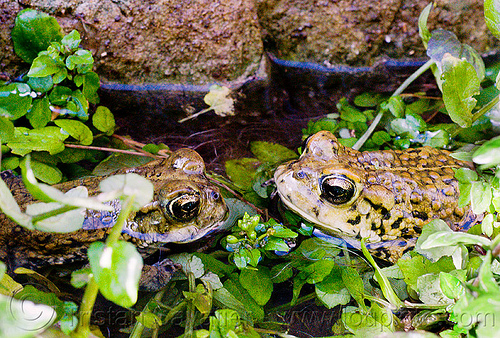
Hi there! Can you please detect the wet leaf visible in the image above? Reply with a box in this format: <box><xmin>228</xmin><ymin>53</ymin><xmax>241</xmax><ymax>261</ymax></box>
<box><xmin>88</xmin><ymin>241</ymin><xmax>143</xmax><ymax>308</ymax></box>
<box><xmin>11</xmin><ymin>9</ymin><xmax>63</xmax><ymax>63</ymax></box>
<box><xmin>390</xmin><ymin>112</ymin><xmax>427</xmax><ymax>137</ymax></box>
<box><xmin>8</xmin><ymin>126</ymin><xmax>68</xmax><ymax>156</ymax></box>
<box><xmin>48</xmin><ymin>85</ymin><xmax>72</xmax><ymax>105</ymax></box>
<box><xmin>225</xmin><ymin>158</ymin><xmax>260</xmax><ymax>191</ymax></box>
<box><xmin>0</xmin><ymin>293</ymin><xmax>57</xmax><ymax>336</ymax></box>
<box><xmin>54</xmin><ymin>119</ymin><xmax>93</xmax><ymax>145</ymax></box>
<box><xmin>0</xmin><ymin>83</ymin><xmax>32</xmax><ymax>120</ymax></box>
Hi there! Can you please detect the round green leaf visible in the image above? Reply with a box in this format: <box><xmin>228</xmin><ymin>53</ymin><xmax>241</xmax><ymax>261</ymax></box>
<box><xmin>29</xmin><ymin>159</ymin><xmax>63</xmax><ymax>184</ymax></box>
<box><xmin>99</xmin><ymin>173</ymin><xmax>154</xmax><ymax>210</ymax></box>
<box><xmin>27</xmin><ymin>75</ymin><xmax>53</xmax><ymax>92</ymax></box>
<box><xmin>54</xmin><ymin>119</ymin><xmax>93</xmax><ymax>145</ymax></box>
<box><xmin>26</xmin><ymin>96</ymin><xmax>51</xmax><ymax>129</ymax></box>
<box><xmin>88</xmin><ymin>241</ymin><xmax>143</xmax><ymax>308</ymax></box>
<box><xmin>92</xmin><ymin>106</ymin><xmax>115</xmax><ymax>135</ymax></box>
<box><xmin>0</xmin><ymin>83</ymin><xmax>32</xmax><ymax>120</ymax></box>
<box><xmin>249</xmin><ymin>141</ymin><xmax>297</xmax><ymax>165</ymax></box>
<box><xmin>83</xmin><ymin>71</ymin><xmax>100</xmax><ymax>104</ymax></box>
<box><xmin>1</xmin><ymin>156</ymin><xmax>19</xmax><ymax>171</ymax></box>
<box><xmin>11</xmin><ymin>9</ymin><xmax>63</xmax><ymax>63</ymax></box>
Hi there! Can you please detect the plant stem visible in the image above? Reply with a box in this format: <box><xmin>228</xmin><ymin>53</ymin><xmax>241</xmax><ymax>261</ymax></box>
<box><xmin>353</xmin><ymin>59</ymin><xmax>435</xmax><ymax>150</ymax></box>
<box><xmin>74</xmin><ymin>276</ymin><xmax>99</xmax><ymax>337</ymax></box>
<box><xmin>184</xmin><ymin>272</ymin><xmax>196</xmax><ymax>338</ymax></box>
<box><xmin>31</xmin><ymin>204</ymin><xmax>79</xmax><ymax>224</ymax></box>
<box><xmin>106</xmin><ymin>195</ymin><xmax>135</xmax><ymax>246</ymax></box>
<box><xmin>450</xmin><ymin>95</ymin><xmax>500</xmax><ymax>138</ymax></box>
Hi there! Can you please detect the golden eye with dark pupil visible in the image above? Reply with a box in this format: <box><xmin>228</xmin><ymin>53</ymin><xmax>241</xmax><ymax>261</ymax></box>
<box><xmin>320</xmin><ymin>175</ymin><xmax>355</xmax><ymax>205</ymax></box>
<box><xmin>168</xmin><ymin>194</ymin><xmax>200</xmax><ymax>221</ymax></box>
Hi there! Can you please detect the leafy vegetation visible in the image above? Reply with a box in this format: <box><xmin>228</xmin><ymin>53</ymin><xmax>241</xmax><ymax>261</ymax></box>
<box><xmin>1</xmin><ymin>2</ymin><xmax>500</xmax><ymax>338</ymax></box>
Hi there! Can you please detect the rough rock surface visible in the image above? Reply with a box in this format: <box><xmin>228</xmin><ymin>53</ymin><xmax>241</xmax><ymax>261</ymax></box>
<box><xmin>257</xmin><ymin>0</ymin><xmax>499</xmax><ymax>66</ymax></box>
<box><xmin>1</xmin><ymin>0</ymin><xmax>264</xmax><ymax>85</ymax></box>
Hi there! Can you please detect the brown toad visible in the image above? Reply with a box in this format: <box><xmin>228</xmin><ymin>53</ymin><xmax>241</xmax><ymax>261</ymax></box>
<box><xmin>274</xmin><ymin>131</ymin><xmax>479</xmax><ymax>261</ymax></box>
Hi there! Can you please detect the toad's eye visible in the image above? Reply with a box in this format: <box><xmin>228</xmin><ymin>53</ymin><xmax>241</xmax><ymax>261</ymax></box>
<box><xmin>320</xmin><ymin>175</ymin><xmax>356</xmax><ymax>205</ymax></box>
<box><xmin>167</xmin><ymin>193</ymin><xmax>200</xmax><ymax>221</ymax></box>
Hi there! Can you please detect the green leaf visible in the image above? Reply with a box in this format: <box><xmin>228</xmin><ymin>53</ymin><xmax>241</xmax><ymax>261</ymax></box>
<box><xmin>92</xmin><ymin>106</ymin><xmax>115</xmax><ymax>135</ymax></box>
<box><xmin>353</xmin><ymin>92</ymin><xmax>383</xmax><ymax>107</ymax></box>
<box><xmin>223</xmin><ymin>277</ymin><xmax>264</xmax><ymax>321</ymax></box>
<box><xmin>417</xmin><ymin>273</ymin><xmax>454</xmax><ymax>305</ymax></box>
<box><xmin>371</xmin><ymin>130</ymin><xmax>391</xmax><ymax>145</ymax></box>
<box><xmin>269</xmin><ymin>262</ymin><xmax>293</xmax><ymax>284</ymax></box>
<box><xmin>225</xmin><ymin>158</ymin><xmax>260</xmax><ymax>191</ymax></box>
<box><xmin>428</xmin><ymin>29</ymin><xmax>485</xmax><ymax>82</ymax></box>
<box><xmin>470</xmin><ymin>181</ymin><xmax>493</xmax><ymax>214</ymax></box>
<box><xmin>88</xmin><ymin>241</ymin><xmax>143</xmax><ymax>307</ymax></box>
<box><xmin>249</xmin><ymin>141</ymin><xmax>298</xmax><ymax>165</ymax></box>
<box><xmin>0</xmin><ymin>83</ymin><xmax>32</xmax><ymax>120</ymax></box>
<box><xmin>8</xmin><ymin>126</ymin><xmax>68</xmax><ymax>156</ymax></box>
<box><xmin>1</xmin><ymin>156</ymin><xmax>19</xmax><ymax>171</ymax></box>
<box><xmin>454</xmin><ymin>167</ymin><xmax>478</xmax><ymax>183</ymax></box>
<box><xmin>441</xmin><ymin>55</ymin><xmax>480</xmax><ymax>128</ymax></box>
<box><xmin>0</xmin><ymin>174</ymin><xmax>32</xmax><ymax>229</ymax></box>
<box><xmin>66</xmin><ymin>49</ymin><xmax>93</xmax><ymax>70</ymax></box>
<box><xmin>381</xmin><ymin>95</ymin><xmax>405</xmax><ymax>117</ymax></box>
<box><xmin>11</xmin><ymin>9</ymin><xmax>63</xmax><ymax>63</ymax></box>
<box><xmin>472</xmin><ymin>136</ymin><xmax>500</xmax><ymax>169</ymax></box>
<box><xmin>239</xmin><ymin>267</ymin><xmax>273</xmax><ymax>306</ymax></box>
<box><xmin>337</xmin><ymin>98</ymin><xmax>367</xmax><ymax>123</ymax></box>
<box><xmin>423</xmin><ymin>129</ymin><xmax>449</xmax><ymax>148</ymax></box>
<box><xmin>27</xmin><ymin>75</ymin><xmax>53</xmax><ymax>92</ymax></box>
<box><xmin>49</xmin><ymin>86</ymin><xmax>72</xmax><ymax>105</ymax></box>
<box><xmin>0</xmin><ymin>293</ymin><xmax>57</xmax><ymax>336</ymax></box>
<box><xmin>83</xmin><ymin>71</ymin><xmax>100</xmax><ymax>104</ymax></box>
<box><xmin>99</xmin><ymin>173</ymin><xmax>154</xmax><ymax>210</ymax></box>
<box><xmin>54</xmin><ymin>119</ymin><xmax>93</xmax><ymax>145</ymax></box>
<box><xmin>26</xmin><ymin>96</ymin><xmax>51</xmax><ymax>128</ymax></box>
<box><xmin>341</xmin><ymin>267</ymin><xmax>366</xmax><ymax>310</ymax></box>
<box><xmin>28</xmin><ymin>54</ymin><xmax>65</xmax><ymax>77</ymax></box>
<box><xmin>418</xmin><ymin>3</ymin><xmax>433</xmax><ymax>48</ymax></box>
<box><xmin>29</xmin><ymin>159</ymin><xmax>63</xmax><ymax>184</ymax></box>
<box><xmin>61</xmin><ymin>30</ymin><xmax>81</xmax><ymax>50</ymax></box>
<box><xmin>0</xmin><ymin>117</ymin><xmax>14</xmax><ymax>143</ymax></box>
<box><xmin>440</xmin><ymin>271</ymin><xmax>465</xmax><ymax>300</ymax></box>
<box><xmin>169</xmin><ymin>253</ymin><xmax>205</xmax><ymax>278</ymax></box>
<box><xmin>26</xmin><ymin>187</ymin><xmax>86</xmax><ymax>232</ymax></box>
<box><xmin>390</xmin><ymin>112</ymin><xmax>427</xmax><ymax>137</ymax></box>
<box><xmin>485</xmin><ymin>0</ymin><xmax>500</xmax><ymax>39</ymax></box>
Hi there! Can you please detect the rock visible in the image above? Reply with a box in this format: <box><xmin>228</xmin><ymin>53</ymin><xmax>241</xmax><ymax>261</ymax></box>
<box><xmin>0</xmin><ymin>0</ymin><xmax>264</xmax><ymax>85</ymax></box>
<box><xmin>257</xmin><ymin>0</ymin><xmax>500</xmax><ymax>66</ymax></box>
